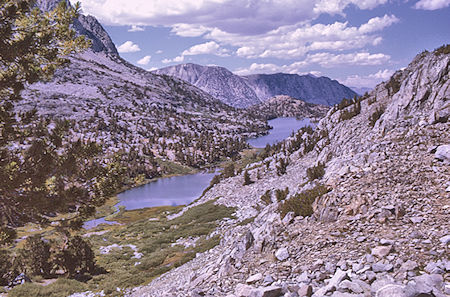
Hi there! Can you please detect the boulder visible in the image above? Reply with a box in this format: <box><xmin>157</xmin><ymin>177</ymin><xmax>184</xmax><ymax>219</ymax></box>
<box><xmin>434</xmin><ymin>145</ymin><xmax>450</xmax><ymax>164</ymax></box>
<box><xmin>275</xmin><ymin>248</ymin><xmax>289</xmax><ymax>261</ymax></box>
<box><xmin>297</xmin><ymin>284</ymin><xmax>312</xmax><ymax>297</ymax></box>
<box><xmin>247</xmin><ymin>273</ymin><xmax>263</xmax><ymax>284</ymax></box>
<box><xmin>250</xmin><ymin>286</ymin><xmax>282</xmax><ymax>297</ymax></box>
<box><xmin>371</xmin><ymin>245</ymin><xmax>392</xmax><ymax>258</ymax></box>
<box><xmin>236</xmin><ymin>283</ymin><xmax>255</xmax><ymax>297</ymax></box>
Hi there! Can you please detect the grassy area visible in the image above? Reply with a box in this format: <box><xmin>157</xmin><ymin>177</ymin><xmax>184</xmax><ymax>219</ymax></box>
<box><xmin>85</xmin><ymin>200</ymin><xmax>234</xmax><ymax>294</ymax></box>
<box><xmin>7</xmin><ymin>200</ymin><xmax>235</xmax><ymax>296</ymax></box>
<box><xmin>8</xmin><ymin>279</ymin><xmax>88</xmax><ymax>297</ymax></box>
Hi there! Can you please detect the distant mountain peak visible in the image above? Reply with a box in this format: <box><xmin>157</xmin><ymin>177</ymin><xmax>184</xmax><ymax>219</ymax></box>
<box><xmin>155</xmin><ymin>63</ymin><xmax>357</xmax><ymax>108</ymax></box>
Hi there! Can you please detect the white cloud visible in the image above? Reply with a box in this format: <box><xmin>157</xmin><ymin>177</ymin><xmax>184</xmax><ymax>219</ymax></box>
<box><xmin>306</xmin><ymin>52</ymin><xmax>391</xmax><ymax>67</ymax></box>
<box><xmin>234</xmin><ymin>52</ymin><xmax>390</xmax><ymax>75</ymax></box>
<box><xmin>147</xmin><ymin>67</ymin><xmax>158</xmax><ymax>71</ymax></box>
<box><xmin>156</xmin><ymin>50</ymin><xmax>163</xmax><ymax>54</ymax></box>
<box><xmin>414</xmin><ymin>0</ymin><xmax>450</xmax><ymax>10</ymax></box>
<box><xmin>209</xmin><ymin>15</ymin><xmax>398</xmax><ymax>60</ymax></box>
<box><xmin>182</xmin><ymin>41</ymin><xmax>229</xmax><ymax>57</ymax></box>
<box><xmin>117</xmin><ymin>41</ymin><xmax>141</xmax><ymax>53</ymax></box>
<box><xmin>162</xmin><ymin>55</ymin><xmax>185</xmax><ymax>64</ymax></box>
<box><xmin>359</xmin><ymin>15</ymin><xmax>399</xmax><ymax>34</ymax></box>
<box><xmin>313</xmin><ymin>0</ymin><xmax>389</xmax><ymax>15</ymax></box>
<box><xmin>137</xmin><ymin>55</ymin><xmax>151</xmax><ymax>65</ymax></box>
<box><xmin>128</xmin><ymin>25</ymin><xmax>145</xmax><ymax>32</ymax></box>
<box><xmin>162</xmin><ymin>41</ymin><xmax>229</xmax><ymax>64</ymax></box>
<box><xmin>71</xmin><ymin>0</ymin><xmax>388</xmax><ymax>35</ymax></box>
<box><xmin>171</xmin><ymin>24</ymin><xmax>209</xmax><ymax>37</ymax></box>
<box><xmin>341</xmin><ymin>69</ymin><xmax>395</xmax><ymax>88</ymax></box>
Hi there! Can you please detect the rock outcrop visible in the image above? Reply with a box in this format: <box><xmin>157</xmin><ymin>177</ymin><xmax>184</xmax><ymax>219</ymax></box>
<box><xmin>248</xmin><ymin>95</ymin><xmax>329</xmax><ymax>121</ymax></box>
<box><xmin>127</xmin><ymin>47</ymin><xmax>449</xmax><ymax>297</ymax></box>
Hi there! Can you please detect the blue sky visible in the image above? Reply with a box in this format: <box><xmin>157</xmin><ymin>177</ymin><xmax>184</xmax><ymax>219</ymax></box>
<box><xmin>71</xmin><ymin>0</ymin><xmax>450</xmax><ymax>88</ymax></box>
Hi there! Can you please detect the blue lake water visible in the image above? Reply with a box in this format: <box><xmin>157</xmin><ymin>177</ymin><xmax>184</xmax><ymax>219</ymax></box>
<box><xmin>84</xmin><ymin>171</ymin><xmax>217</xmax><ymax>229</ymax></box>
<box><xmin>85</xmin><ymin>117</ymin><xmax>310</xmax><ymax>229</ymax></box>
<box><xmin>247</xmin><ymin>117</ymin><xmax>313</xmax><ymax>148</ymax></box>
<box><xmin>116</xmin><ymin>171</ymin><xmax>217</xmax><ymax>210</ymax></box>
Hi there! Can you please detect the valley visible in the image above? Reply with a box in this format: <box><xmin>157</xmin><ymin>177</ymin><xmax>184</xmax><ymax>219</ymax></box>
<box><xmin>0</xmin><ymin>1</ymin><xmax>449</xmax><ymax>297</ymax></box>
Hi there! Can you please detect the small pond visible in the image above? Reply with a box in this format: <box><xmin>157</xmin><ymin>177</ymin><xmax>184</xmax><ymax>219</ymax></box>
<box><xmin>247</xmin><ymin>117</ymin><xmax>313</xmax><ymax>148</ymax></box>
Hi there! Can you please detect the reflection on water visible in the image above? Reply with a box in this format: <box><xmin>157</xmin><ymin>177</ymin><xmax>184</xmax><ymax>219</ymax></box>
<box><xmin>247</xmin><ymin>117</ymin><xmax>313</xmax><ymax>148</ymax></box>
<box><xmin>116</xmin><ymin>171</ymin><xmax>217</xmax><ymax>210</ymax></box>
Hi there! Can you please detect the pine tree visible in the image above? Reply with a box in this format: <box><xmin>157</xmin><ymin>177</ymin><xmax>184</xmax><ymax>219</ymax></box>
<box><xmin>243</xmin><ymin>170</ymin><xmax>253</xmax><ymax>185</ymax></box>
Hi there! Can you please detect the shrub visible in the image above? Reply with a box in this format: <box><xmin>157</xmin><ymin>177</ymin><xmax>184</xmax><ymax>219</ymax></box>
<box><xmin>260</xmin><ymin>190</ymin><xmax>272</xmax><ymax>205</ymax></box>
<box><xmin>20</xmin><ymin>235</ymin><xmax>52</xmax><ymax>277</ymax></box>
<box><xmin>276</xmin><ymin>158</ymin><xmax>288</xmax><ymax>176</ymax></box>
<box><xmin>279</xmin><ymin>184</ymin><xmax>330</xmax><ymax>218</ymax></box>
<box><xmin>339</xmin><ymin>101</ymin><xmax>361</xmax><ymax>121</ymax></box>
<box><xmin>434</xmin><ymin>44</ymin><xmax>450</xmax><ymax>55</ymax></box>
<box><xmin>275</xmin><ymin>187</ymin><xmax>289</xmax><ymax>202</ymax></box>
<box><xmin>243</xmin><ymin>170</ymin><xmax>253</xmax><ymax>185</ymax></box>
<box><xmin>306</xmin><ymin>162</ymin><xmax>325</xmax><ymax>181</ymax></box>
<box><xmin>222</xmin><ymin>163</ymin><xmax>235</xmax><ymax>178</ymax></box>
<box><xmin>368</xmin><ymin>107</ymin><xmax>385</xmax><ymax>127</ymax></box>
<box><xmin>56</xmin><ymin>236</ymin><xmax>96</xmax><ymax>277</ymax></box>
<box><xmin>385</xmin><ymin>75</ymin><xmax>401</xmax><ymax>95</ymax></box>
<box><xmin>0</xmin><ymin>249</ymin><xmax>12</xmax><ymax>286</ymax></box>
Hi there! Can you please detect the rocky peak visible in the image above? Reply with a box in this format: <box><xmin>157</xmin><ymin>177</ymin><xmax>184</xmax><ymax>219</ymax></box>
<box><xmin>154</xmin><ymin>63</ymin><xmax>262</xmax><ymax>108</ymax></box>
<box><xmin>243</xmin><ymin>72</ymin><xmax>358</xmax><ymax>106</ymax></box>
<box><xmin>36</xmin><ymin>0</ymin><xmax>118</xmax><ymax>55</ymax></box>
<box><xmin>155</xmin><ymin>63</ymin><xmax>358</xmax><ymax>108</ymax></box>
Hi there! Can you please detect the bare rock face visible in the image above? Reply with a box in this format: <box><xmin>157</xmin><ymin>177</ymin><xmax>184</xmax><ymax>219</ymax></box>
<box><xmin>155</xmin><ymin>64</ymin><xmax>357</xmax><ymax>108</ymax></box>
<box><xmin>244</xmin><ymin>73</ymin><xmax>357</xmax><ymax>106</ymax></box>
<box><xmin>154</xmin><ymin>63</ymin><xmax>261</xmax><ymax>108</ymax></box>
<box><xmin>36</xmin><ymin>0</ymin><xmax>118</xmax><ymax>55</ymax></box>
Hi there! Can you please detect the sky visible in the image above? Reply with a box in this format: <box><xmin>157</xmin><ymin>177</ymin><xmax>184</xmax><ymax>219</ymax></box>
<box><xmin>69</xmin><ymin>0</ymin><xmax>450</xmax><ymax>89</ymax></box>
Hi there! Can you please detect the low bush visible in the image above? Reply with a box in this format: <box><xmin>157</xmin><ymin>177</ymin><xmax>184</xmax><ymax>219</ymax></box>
<box><xmin>339</xmin><ymin>101</ymin><xmax>361</xmax><ymax>121</ymax></box>
<box><xmin>276</xmin><ymin>158</ymin><xmax>288</xmax><ymax>176</ymax></box>
<box><xmin>243</xmin><ymin>170</ymin><xmax>253</xmax><ymax>185</ymax></box>
<box><xmin>279</xmin><ymin>184</ymin><xmax>330</xmax><ymax>218</ymax></box>
<box><xmin>275</xmin><ymin>187</ymin><xmax>289</xmax><ymax>202</ymax></box>
<box><xmin>368</xmin><ymin>107</ymin><xmax>385</xmax><ymax>127</ymax></box>
<box><xmin>260</xmin><ymin>190</ymin><xmax>272</xmax><ymax>205</ymax></box>
<box><xmin>306</xmin><ymin>162</ymin><xmax>325</xmax><ymax>181</ymax></box>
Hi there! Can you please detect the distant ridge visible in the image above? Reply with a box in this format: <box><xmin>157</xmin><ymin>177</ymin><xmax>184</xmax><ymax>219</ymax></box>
<box><xmin>155</xmin><ymin>64</ymin><xmax>357</xmax><ymax>108</ymax></box>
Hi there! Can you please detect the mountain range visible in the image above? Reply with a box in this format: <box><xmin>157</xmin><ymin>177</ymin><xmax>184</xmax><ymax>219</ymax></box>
<box><xmin>17</xmin><ymin>0</ymin><xmax>269</xmax><ymax>174</ymax></box>
<box><xmin>155</xmin><ymin>64</ymin><xmax>358</xmax><ymax>108</ymax></box>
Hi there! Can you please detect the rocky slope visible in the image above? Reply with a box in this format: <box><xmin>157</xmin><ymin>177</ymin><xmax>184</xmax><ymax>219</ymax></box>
<box><xmin>248</xmin><ymin>95</ymin><xmax>329</xmax><ymax>121</ymax></box>
<box><xmin>154</xmin><ymin>63</ymin><xmax>261</xmax><ymax>107</ymax></box>
<box><xmin>155</xmin><ymin>64</ymin><xmax>357</xmax><ymax>108</ymax></box>
<box><xmin>127</xmin><ymin>47</ymin><xmax>450</xmax><ymax>297</ymax></box>
<box><xmin>17</xmin><ymin>1</ymin><xmax>268</xmax><ymax>173</ymax></box>
<box><xmin>244</xmin><ymin>73</ymin><xmax>357</xmax><ymax>106</ymax></box>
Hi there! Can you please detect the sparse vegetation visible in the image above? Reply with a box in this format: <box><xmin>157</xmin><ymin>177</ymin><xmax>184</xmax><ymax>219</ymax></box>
<box><xmin>275</xmin><ymin>187</ymin><xmax>289</xmax><ymax>202</ymax></box>
<box><xmin>243</xmin><ymin>170</ymin><xmax>254</xmax><ymax>185</ymax></box>
<box><xmin>279</xmin><ymin>184</ymin><xmax>330</xmax><ymax>218</ymax></box>
<box><xmin>276</xmin><ymin>158</ymin><xmax>288</xmax><ymax>176</ymax></box>
<box><xmin>306</xmin><ymin>162</ymin><xmax>325</xmax><ymax>181</ymax></box>
<box><xmin>260</xmin><ymin>190</ymin><xmax>272</xmax><ymax>205</ymax></box>
<box><xmin>434</xmin><ymin>44</ymin><xmax>450</xmax><ymax>55</ymax></box>
<box><xmin>369</xmin><ymin>107</ymin><xmax>385</xmax><ymax>127</ymax></box>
